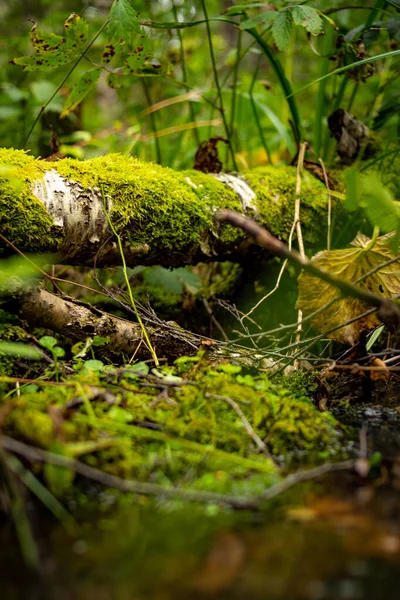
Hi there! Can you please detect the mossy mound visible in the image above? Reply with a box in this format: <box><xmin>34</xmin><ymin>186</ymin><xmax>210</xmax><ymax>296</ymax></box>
<box><xmin>0</xmin><ymin>357</ymin><xmax>342</xmax><ymax>501</ymax></box>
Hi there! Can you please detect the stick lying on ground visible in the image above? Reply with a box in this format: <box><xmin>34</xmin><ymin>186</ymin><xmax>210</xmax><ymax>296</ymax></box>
<box><xmin>216</xmin><ymin>209</ymin><xmax>400</xmax><ymax>331</ymax></box>
<box><xmin>0</xmin><ymin>435</ymin><xmax>356</xmax><ymax>509</ymax></box>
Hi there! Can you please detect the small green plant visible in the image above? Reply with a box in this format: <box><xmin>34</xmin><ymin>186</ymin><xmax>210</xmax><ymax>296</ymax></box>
<box><xmin>39</xmin><ymin>335</ymin><xmax>65</xmax><ymax>380</ymax></box>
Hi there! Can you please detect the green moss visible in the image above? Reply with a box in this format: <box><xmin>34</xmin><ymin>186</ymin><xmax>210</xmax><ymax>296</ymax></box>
<box><xmin>183</xmin><ymin>169</ymin><xmax>244</xmax><ymax>244</ymax></box>
<box><xmin>1</xmin><ymin>150</ymin><xmax>333</xmax><ymax>258</ymax></box>
<box><xmin>0</xmin><ymin>359</ymin><xmax>342</xmax><ymax>501</ymax></box>
<box><xmin>161</xmin><ymin>368</ymin><xmax>340</xmax><ymax>461</ymax></box>
<box><xmin>53</xmin><ymin>154</ymin><xmax>243</xmax><ymax>253</ymax></box>
<box><xmin>0</xmin><ymin>148</ymin><xmax>61</xmax><ymax>254</ymax></box>
<box><xmin>242</xmin><ymin>166</ymin><xmax>330</xmax><ymax>244</ymax></box>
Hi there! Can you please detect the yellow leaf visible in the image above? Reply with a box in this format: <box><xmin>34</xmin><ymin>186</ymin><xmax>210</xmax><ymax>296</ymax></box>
<box><xmin>296</xmin><ymin>233</ymin><xmax>400</xmax><ymax>345</ymax></box>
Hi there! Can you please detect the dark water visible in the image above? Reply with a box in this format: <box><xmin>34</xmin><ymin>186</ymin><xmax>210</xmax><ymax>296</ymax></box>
<box><xmin>2</xmin><ymin>477</ymin><xmax>400</xmax><ymax>600</ymax></box>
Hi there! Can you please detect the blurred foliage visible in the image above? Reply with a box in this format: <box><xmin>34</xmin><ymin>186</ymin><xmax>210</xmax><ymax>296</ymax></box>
<box><xmin>1</xmin><ymin>0</ymin><xmax>399</xmax><ymax>170</ymax></box>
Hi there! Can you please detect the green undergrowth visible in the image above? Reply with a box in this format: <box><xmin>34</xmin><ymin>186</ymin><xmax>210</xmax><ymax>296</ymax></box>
<box><xmin>0</xmin><ymin>354</ymin><xmax>342</xmax><ymax>502</ymax></box>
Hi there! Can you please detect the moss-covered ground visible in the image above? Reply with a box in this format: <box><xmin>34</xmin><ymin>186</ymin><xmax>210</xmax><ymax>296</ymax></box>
<box><xmin>0</xmin><ymin>348</ymin><xmax>342</xmax><ymax>502</ymax></box>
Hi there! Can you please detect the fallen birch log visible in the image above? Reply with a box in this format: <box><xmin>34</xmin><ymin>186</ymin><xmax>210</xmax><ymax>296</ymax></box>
<box><xmin>1</xmin><ymin>148</ymin><xmax>332</xmax><ymax>267</ymax></box>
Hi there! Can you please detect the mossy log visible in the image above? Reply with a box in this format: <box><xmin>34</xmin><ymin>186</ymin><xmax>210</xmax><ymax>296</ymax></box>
<box><xmin>0</xmin><ymin>148</ymin><xmax>332</xmax><ymax>267</ymax></box>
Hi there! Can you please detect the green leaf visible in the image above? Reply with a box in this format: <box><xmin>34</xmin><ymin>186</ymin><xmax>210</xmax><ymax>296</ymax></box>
<box><xmin>272</xmin><ymin>11</ymin><xmax>293</xmax><ymax>51</ymax></box>
<box><xmin>123</xmin><ymin>362</ymin><xmax>149</xmax><ymax>377</ymax></box>
<box><xmin>143</xmin><ymin>266</ymin><xmax>183</xmax><ymax>294</ymax></box>
<box><xmin>108</xmin><ymin>0</ymin><xmax>141</xmax><ymax>42</ymax></box>
<box><xmin>290</xmin><ymin>49</ymin><xmax>400</xmax><ymax>97</ymax></box>
<box><xmin>52</xmin><ymin>346</ymin><xmax>65</xmax><ymax>359</ymax></box>
<box><xmin>291</xmin><ymin>6</ymin><xmax>323</xmax><ymax>36</ymax></box>
<box><xmin>83</xmin><ymin>359</ymin><xmax>104</xmax><ymax>372</ymax></box>
<box><xmin>72</xmin><ymin>338</ymin><xmax>93</xmax><ymax>358</ymax></box>
<box><xmin>387</xmin><ymin>17</ymin><xmax>400</xmax><ymax>41</ymax></box>
<box><xmin>60</xmin><ymin>68</ymin><xmax>102</xmax><ymax>118</ymax></box>
<box><xmin>239</xmin><ymin>12</ymin><xmax>276</xmax><ymax>30</ymax></box>
<box><xmin>362</xmin><ymin>173</ymin><xmax>400</xmax><ymax>234</ymax></box>
<box><xmin>226</xmin><ymin>2</ymin><xmax>266</xmax><ymax>15</ymax></box>
<box><xmin>0</xmin><ymin>341</ymin><xmax>42</xmax><ymax>360</ymax></box>
<box><xmin>123</xmin><ymin>36</ymin><xmax>152</xmax><ymax>72</ymax></box>
<box><xmin>366</xmin><ymin>324</ymin><xmax>385</xmax><ymax>351</ymax></box>
<box><xmin>151</xmin><ymin>368</ymin><xmax>183</xmax><ymax>384</ymax></box>
<box><xmin>92</xmin><ymin>335</ymin><xmax>110</xmax><ymax>347</ymax></box>
<box><xmin>344</xmin><ymin>168</ymin><xmax>362</xmax><ymax>212</ymax></box>
<box><xmin>39</xmin><ymin>335</ymin><xmax>58</xmax><ymax>350</ymax></box>
<box><xmin>12</xmin><ymin>15</ymin><xmax>89</xmax><ymax>71</ymax></box>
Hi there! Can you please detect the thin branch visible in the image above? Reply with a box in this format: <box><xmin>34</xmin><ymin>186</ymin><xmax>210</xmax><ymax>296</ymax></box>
<box><xmin>0</xmin><ymin>436</ymin><xmax>357</xmax><ymax>509</ymax></box>
<box><xmin>293</xmin><ymin>142</ymin><xmax>307</xmax><ymax>366</ymax></box>
<box><xmin>319</xmin><ymin>157</ymin><xmax>333</xmax><ymax>250</ymax></box>
<box><xmin>101</xmin><ymin>187</ymin><xmax>159</xmax><ymax>366</ymax></box>
<box><xmin>216</xmin><ymin>210</ymin><xmax>400</xmax><ymax>330</ymax></box>
<box><xmin>259</xmin><ymin>460</ymin><xmax>355</xmax><ymax>501</ymax></box>
<box><xmin>0</xmin><ymin>435</ymin><xmax>257</xmax><ymax>509</ymax></box>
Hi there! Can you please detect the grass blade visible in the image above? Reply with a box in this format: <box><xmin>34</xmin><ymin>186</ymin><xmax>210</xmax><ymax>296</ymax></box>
<box><xmin>289</xmin><ymin>49</ymin><xmax>400</xmax><ymax>98</ymax></box>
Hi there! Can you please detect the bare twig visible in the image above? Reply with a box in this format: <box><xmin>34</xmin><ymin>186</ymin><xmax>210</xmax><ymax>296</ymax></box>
<box><xmin>293</xmin><ymin>142</ymin><xmax>307</xmax><ymax>367</ymax></box>
<box><xmin>319</xmin><ymin>157</ymin><xmax>333</xmax><ymax>250</ymax></box>
<box><xmin>240</xmin><ymin>260</ymin><xmax>287</xmax><ymax>322</ymax></box>
<box><xmin>0</xmin><ymin>435</ymin><xmax>257</xmax><ymax>509</ymax></box>
<box><xmin>215</xmin><ymin>210</ymin><xmax>400</xmax><ymax>330</ymax></box>
<box><xmin>0</xmin><ymin>436</ymin><xmax>357</xmax><ymax>509</ymax></box>
<box><xmin>259</xmin><ymin>460</ymin><xmax>356</xmax><ymax>501</ymax></box>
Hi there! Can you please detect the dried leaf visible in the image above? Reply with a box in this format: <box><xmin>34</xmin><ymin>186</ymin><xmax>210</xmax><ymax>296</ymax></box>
<box><xmin>296</xmin><ymin>233</ymin><xmax>400</xmax><ymax>345</ymax></box>
<box><xmin>328</xmin><ymin>109</ymin><xmax>370</xmax><ymax>163</ymax></box>
<box><xmin>369</xmin><ymin>357</ymin><xmax>390</xmax><ymax>381</ymax></box>
<box><xmin>292</xmin><ymin>6</ymin><xmax>323</xmax><ymax>36</ymax></box>
<box><xmin>193</xmin><ymin>137</ymin><xmax>228</xmax><ymax>173</ymax></box>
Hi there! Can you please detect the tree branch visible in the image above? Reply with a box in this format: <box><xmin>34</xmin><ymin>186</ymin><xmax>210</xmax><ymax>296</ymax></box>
<box><xmin>216</xmin><ymin>209</ymin><xmax>400</xmax><ymax>330</ymax></box>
